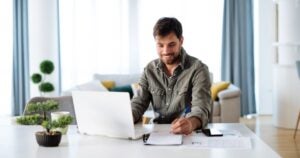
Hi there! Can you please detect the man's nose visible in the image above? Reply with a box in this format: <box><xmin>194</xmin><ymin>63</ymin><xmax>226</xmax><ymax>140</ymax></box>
<box><xmin>162</xmin><ymin>46</ymin><xmax>171</xmax><ymax>54</ymax></box>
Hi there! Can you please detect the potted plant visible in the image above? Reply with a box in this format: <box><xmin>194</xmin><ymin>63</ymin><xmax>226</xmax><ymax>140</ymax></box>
<box><xmin>31</xmin><ymin>60</ymin><xmax>55</xmax><ymax>96</ymax></box>
<box><xmin>16</xmin><ymin>100</ymin><xmax>73</xmax><ymax>147</ymax></box>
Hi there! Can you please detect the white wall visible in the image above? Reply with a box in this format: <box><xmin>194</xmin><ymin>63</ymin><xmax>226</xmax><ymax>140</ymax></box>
<box><xmin>257</xmin><ymin>0</ymin><xmax>300</xmax><ymax>123</ymax></box>
<box><xmin>28</xmin><ymin>0</ymin><xmax>60</xmax><ymax>97</ymax></box>
<box><xmin>256</xmin><ymin>0</ymin><xmax>277</xmax><ymax>115</ymax></box>
<box><xmin>272</xmin><ymin>0</ymin><xmax>300</xmax><ymax>128</ymax></box>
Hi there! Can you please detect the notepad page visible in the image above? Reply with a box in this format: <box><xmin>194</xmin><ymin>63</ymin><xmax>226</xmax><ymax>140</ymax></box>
<box><xmin>184</xmin><ymin>136</ymin><xmax>252</xmax><ymax>149</ymax></box>
<box><xmin>145</xmin><ymin>131</ymin><xmax>183</xmax><ymax>145</ymax></box>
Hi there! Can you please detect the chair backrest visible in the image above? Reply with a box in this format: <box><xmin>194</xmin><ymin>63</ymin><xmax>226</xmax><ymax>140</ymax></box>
<box><xmin>24</xmin><ymin>96</ymin><xmax>77</xmax><ymax>125</ymax></box>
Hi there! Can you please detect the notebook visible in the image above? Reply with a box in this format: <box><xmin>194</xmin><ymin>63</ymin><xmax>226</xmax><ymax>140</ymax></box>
<box><xmin>143</xmin><ymin>131</ymin><xmax>183</xmax><ymax>145</ymax></box>
<box><xmin>72</xmin><ymin>91</ymin><xmax>150</xmax><ymax>139</ymax></box>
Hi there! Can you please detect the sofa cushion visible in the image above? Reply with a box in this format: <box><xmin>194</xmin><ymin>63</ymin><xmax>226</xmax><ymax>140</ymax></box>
<box><xmin>218</xmin><ymin>84</ymin><xmax>241</xmax><ymax>99</ymax></box>
<box><xmin>76</xmin><ymin>80</ymin><xmax>108</xmax><ymax>91</ymax></box>
<box><xmin>211</xmin><ymin>81</ymin><xmax>230</xmax><ymax>100</ymax></box>
<box><xmin>61</xmin><ymin>80</ymin><xmax>108</xmax><ymax>96</ymax></box>
<box><xmin>101</xmin><ymin>80</ymin><xmax>116</xmax><ymax>90</ymax></box>
<box><xmin>93</xmin><ymin>74</ymin><xmax>140</xmax><ymax>87</ymax></box>
<box><xmin>213</xmin><ymin>101</ymin><xmax>220</xmax><ymax>116</ymax></box>
<box><xmin>110</xmin><ymin>85</ymin><xmax>134</xmax><ymax>99</ymax></box>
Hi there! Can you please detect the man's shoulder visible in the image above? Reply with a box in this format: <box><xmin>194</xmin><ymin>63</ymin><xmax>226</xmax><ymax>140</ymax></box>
<box><xmin>185</xmin><ymin>54</ymin><xmax>208</xmax><ymax>70</ymax></box>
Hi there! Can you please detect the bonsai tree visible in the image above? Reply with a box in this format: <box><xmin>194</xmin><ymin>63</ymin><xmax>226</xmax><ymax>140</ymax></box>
<box><xmin>17</xmin><ymin>100</ymin><xmax>73</xmax><ymax>133</ymax></box>
<box><xmin>16</xmin><ymin>99</ymin><xmax>73</xmax><ymax>146</ymax></box>
<box><xmin>31</xmin><ymin>60</ymin><xmax>55</xmax><ymax>96</ymax></box>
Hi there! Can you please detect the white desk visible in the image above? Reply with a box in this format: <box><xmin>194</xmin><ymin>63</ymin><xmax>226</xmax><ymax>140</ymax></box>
<box><xmin>0</xmin><ymin>123</ymin><xmax>281</xmax><ymax>158</ymax></box>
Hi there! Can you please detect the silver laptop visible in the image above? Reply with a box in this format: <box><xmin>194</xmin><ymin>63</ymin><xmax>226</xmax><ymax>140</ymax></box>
<box><xmin>72</xmin><ymin>91</ymin><xmax>150</xmax><ymax>139</ymax></box>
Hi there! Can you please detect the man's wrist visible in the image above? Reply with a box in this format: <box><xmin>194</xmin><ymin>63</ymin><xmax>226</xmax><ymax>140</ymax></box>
<box><xmin>188</xmin><ymin>116</ymin><xmax>202</xmax><ymax>131</ymax></box>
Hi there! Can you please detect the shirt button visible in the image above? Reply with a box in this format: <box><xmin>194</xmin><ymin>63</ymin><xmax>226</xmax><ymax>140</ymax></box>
<box><xmin>166</xmin><ymin>102</ymin><xmax>169</xmax><ymax>106</ymax></box>
<box><xmin>168</xmin><ymin>88</ymin><xmax>171</xmax><ymax>91</ymax></box>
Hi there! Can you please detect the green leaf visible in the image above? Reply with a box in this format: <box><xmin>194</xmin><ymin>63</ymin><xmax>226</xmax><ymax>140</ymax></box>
<box><xmin>25</xmin><ymin>100</ymin><xmax>59</xmax><ymax>114</ymax></box>
<box><xmin>40</xmin><ymin>60</ymin><xmax>54</xmax><ymax>74</ymax></box>
<box><xmin>20</xmin><ymin>99</ymin><xmax>73</xmax><ymax>132</ymax></box>
<box><xmin>31</xmin><ymin>73</ymin><xmax>42</xmax><ymax>84</ymax></box>
<box><xmin>42</xmin><ymin>115</ymin><xmax>73</xmax><ymax>131</ymax></box>
<box><xmin>16</xmin><ymin>114</ymin><xmax>42</xmax><ymax>125</ymax></box>
<box><xmin>39</xmin><ymin>82</ymin><xmax>55</xmax><ymax>92</ymax></box>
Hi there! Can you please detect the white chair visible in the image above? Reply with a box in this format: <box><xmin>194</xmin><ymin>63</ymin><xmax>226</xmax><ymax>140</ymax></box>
<box><xmin>294</xmin><ymin>61</ymin><xmax>300</xmax><ymax>139</ymax></box>
<box><xmin>24</xmin><ymin>96</ymin><xmax>77</xmax><ymax>125</ymax></box>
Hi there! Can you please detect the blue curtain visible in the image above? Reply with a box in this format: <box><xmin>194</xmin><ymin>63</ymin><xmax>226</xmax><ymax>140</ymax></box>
<box><xmin>221</xmin><ymin>0</ymin><xmax>256</xmax><ymax>115</ymax></box>
<box><xmin>57</xmin><ymin>0</ymin><xmax>62</xmax><ymax>94</ymax></box>
<box><xmin>12</xmin><ymin>0</ymin><xmax>30</xmax><ymax>116</ymax></box>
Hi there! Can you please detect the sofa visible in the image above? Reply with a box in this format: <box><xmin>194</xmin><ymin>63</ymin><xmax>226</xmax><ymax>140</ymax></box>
<box><xmin>54</xmin><ymin>74</ymin><xmax>241</xmax><ymax>123</ymax></box>
<box><xmin>212</xmin><ymin>85</ymin><xmax>241</xmax><ymax>123</ymax></box>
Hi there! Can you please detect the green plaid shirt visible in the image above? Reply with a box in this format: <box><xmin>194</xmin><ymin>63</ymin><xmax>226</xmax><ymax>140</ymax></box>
<box><xmin>131</xmin><ymin>48</ymin><xmax>212</xmax><ymax>128</ymax></box>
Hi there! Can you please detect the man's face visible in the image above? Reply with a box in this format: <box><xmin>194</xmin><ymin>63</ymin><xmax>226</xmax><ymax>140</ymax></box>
<box><xmin>155</xmin><ymin>32</ymin><xmax>183</xmax><ymax>66</ymax></box>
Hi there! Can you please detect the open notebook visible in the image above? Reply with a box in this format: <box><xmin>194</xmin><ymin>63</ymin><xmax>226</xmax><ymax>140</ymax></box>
<box><xmin>72</xmin><ymin>91</ymin><xmax>149</xmax><ymax>139</ymax></box>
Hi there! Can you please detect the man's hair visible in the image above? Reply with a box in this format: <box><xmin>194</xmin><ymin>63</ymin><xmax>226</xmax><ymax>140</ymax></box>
<box><xmin>153</xmin><ymin>17</ymin><xmax>182</xmax><ymax>39</ymax></box>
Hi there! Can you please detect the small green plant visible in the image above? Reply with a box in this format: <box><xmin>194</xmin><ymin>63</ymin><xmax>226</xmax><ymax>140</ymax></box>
<box><xmin>31</xmin><ymin>60</ymin><xmax>55</xmax><ymax>95</ymax></box>
<box><xmin>16</xmin><ymin>100</ymin><xmax>73</xmax><ymax>134</ymax></box>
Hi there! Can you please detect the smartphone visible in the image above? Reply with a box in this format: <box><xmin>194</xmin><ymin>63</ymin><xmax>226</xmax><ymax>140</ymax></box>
<box><xmin>202</xmin><ymin>128</ymin><xmax>223</xmax><ymax>137</ymax></box>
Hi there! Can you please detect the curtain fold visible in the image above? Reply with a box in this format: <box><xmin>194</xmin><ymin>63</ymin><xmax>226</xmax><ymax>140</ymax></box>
<box><xmin>12</xmin><ymin>0</ymin><xmax>30</xmax><ymax>116</ymax></box>
<box><xmin>56</xmin><ymin>0</ymin><xmax>62</xmax><ymax>94</ymax></box>
<box><xmin>221</xmin><ymin>0</ymin><xmax>256</xmax><ymax>116</ymax></box>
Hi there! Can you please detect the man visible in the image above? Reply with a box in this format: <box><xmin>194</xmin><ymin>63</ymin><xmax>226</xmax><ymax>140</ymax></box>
<box><xmin>131</xmin><ymin>17</ymin><xmax>212</xmax><ymax>135</ymax></box>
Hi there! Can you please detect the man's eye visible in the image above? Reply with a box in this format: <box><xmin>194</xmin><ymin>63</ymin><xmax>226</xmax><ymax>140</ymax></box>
<box><xmin>169</xmin><ymin>44</ymin><xmax>175</xmax><ymax>47</ymax></box>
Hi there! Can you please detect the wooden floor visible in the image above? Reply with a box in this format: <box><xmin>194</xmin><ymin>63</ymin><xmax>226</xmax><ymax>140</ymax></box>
<box><xmin>240</xmin><ymin>115</ymin><xmax>300</xmax><ymax>158</ymax></box>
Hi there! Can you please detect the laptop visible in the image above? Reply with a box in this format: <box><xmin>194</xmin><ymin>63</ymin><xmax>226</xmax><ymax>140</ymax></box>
<box><xmin>72</xmin><ymin>91</ymin><xmax>151</xmax><ymax>139</ymax></box>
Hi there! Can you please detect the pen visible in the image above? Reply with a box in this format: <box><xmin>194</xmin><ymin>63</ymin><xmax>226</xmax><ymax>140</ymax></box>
<box><xmin>180</xmin><ymin>104</ymin><xmax>190</xmax><ymax>117</ymax></box>
<box><xmin>180</xmin><ymin>110</ymin><xmax>186</xmax><ymax>118</ymax></box>
<box><xmin>171</xmin><ymin>105</ymin><xmax>189</xmax><ymax>133</ymax></box>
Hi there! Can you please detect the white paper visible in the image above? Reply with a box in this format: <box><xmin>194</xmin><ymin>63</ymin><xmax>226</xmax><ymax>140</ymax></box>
<box><xmin>145</xmin><ymin>131</ymin><xmax>183</xmax><ymax>145</ymax></box>
<box><xmin>183</xmin><ymin>136</ymin><xmax>252</xmax><ymax>149</ymax></box>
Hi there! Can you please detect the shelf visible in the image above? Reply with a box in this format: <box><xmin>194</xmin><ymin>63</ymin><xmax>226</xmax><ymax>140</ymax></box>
<box><xmin>273</xmin><ymin>0</ymin><xmax>300</xmax><ymax>6</ymax></box>
<box><xmin>273</xmin><ymin>42</ymin><xmax>300</xmax><ymax>53</ymax></box>
<box><xmin>273</xmin><ymin>42</ymin><xmax>300</xmax><ymax>47</ymax></box>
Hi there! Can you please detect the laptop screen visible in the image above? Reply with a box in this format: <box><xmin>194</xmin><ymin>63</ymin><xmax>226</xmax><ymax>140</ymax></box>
<box><xmin>72</xmin><ymin>91</ymin><xmax>136</xmax><ymax>138</ymax></box>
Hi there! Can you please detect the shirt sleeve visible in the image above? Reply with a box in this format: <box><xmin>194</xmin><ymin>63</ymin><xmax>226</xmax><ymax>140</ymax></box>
<box><xmin>131</xmin><ymin>70</ymin><xmax>151</xmax><ymax>123</ymax></box>
<box><xmin>185</xmin><ymin>64</ymin><xmax>212</xmax><ymax>129</ymax></box>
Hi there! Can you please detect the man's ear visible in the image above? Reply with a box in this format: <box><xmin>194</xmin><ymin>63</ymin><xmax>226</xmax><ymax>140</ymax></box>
<box><xmin>180</xmin><ymin>36</ymin><xmax>184</xmax><ymax>45</ymax></box>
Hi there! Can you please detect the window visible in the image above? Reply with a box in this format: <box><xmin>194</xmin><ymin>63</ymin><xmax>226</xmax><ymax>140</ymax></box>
<box><xmin>137</xmin><ymin>0</ymin><xmax>223</xmax><ymax>81</ymax></box>
<box><xmin>59</xmin><ymin>0</ymin><xmax>223</xmax><ymax>91</ymax></box>
<box><xmin>0</xmin><ymin>0</ymin><xmax>13</xmax><ymax>116</ymax></box>
<box><xmin>59</xmin><ymin>0</ymin><xmax>130</xmax><ymax>90</ymax></box>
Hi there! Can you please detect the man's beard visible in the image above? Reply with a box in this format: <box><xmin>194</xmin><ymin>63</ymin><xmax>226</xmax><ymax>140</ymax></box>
<box><xmin>161</xmin><ymin>52</ymin><xmax>180</xmax><ymax>65</ymax></box>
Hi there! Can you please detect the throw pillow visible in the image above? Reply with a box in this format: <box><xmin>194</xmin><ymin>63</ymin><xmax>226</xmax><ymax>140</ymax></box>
<box><xmin>110</xmin><ymin>85</ymin><xmax>134</xmax><ymax>99</ymax></box>
<box><xmin>211</xmin><ymin>81</ymin><xmax>230</xmax><ymax>101</ymax></box>
<box><xmin>101</xmin><ymin>80</ymin><xmax>116</xmax><ymax>90</ymax></box>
